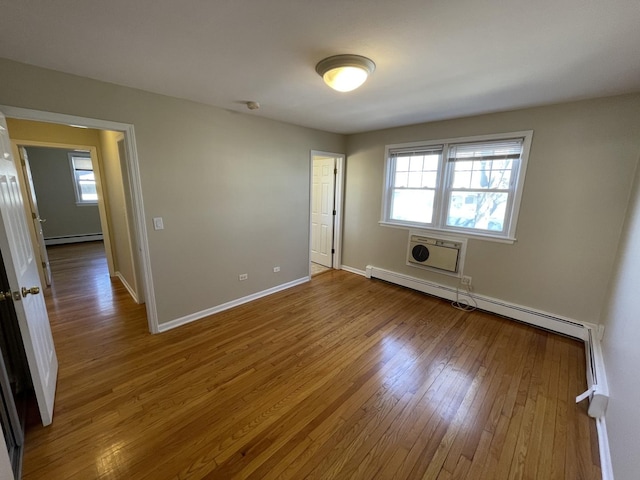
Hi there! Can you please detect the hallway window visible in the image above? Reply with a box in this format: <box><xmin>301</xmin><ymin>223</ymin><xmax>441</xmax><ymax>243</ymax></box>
<box><xmin>69</xmin><ymin>153</ymin><xmax>98</xmax><ymax>204</ymax></box>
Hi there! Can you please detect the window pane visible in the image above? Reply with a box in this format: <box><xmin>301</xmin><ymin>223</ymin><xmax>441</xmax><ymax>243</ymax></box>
<box><xmin>72</xmin><ymin>157</ymin><xmax>93</xmax><ymax>170</ymax></box>
<box><xmin>454</xmin><ymin>160</ymin><xmax>474</xmax><ymax>172</ymax></box>
<box><xmin>79</xmin><ymin>181</ymin><xmax>98</xmax><ymax>201</ymax></box>
<box><xmin>409</xmin><ymin>156</ymin><xmax>423</xmax><ymax>171</ymax></box>
<box><xmin>446</xmin><ymin>191</ymin><xmax>509</xmax><ymax>231</ymax></box>
<box><xmin>490</xmin><ymin>169</ymin><xmax>512</xmax><ymax>188</ymax></box>
<box><xmin>407</xmin><ymin>172</ymin><xmax>422</xmax><ymax>188</ymax></box>
<box><xmin>421</xmin><ymin>171</ymin><xmax>437</xmax><ymax>188</ymax></box>
<box><xmin>471</xmin><ymin>170</ymin><xmax>490</xmax><ymax>188</ymax></box>
<box><xmin>423</xmin><ymin>154</ymin><xmax>440</xmax><ymax>171</ymax></box>
<box><xmin>452</xmin><ymin>170</ymin><xmax>471</xmax><ymax>189</ymax></box>
<box><xmin>391</xmin><ymin>189</ymin><xmax>435</xmax><ymax>224</ymax></box>
<box><xmin>394</xmin><ymin>172</ymin><xmax>409</xmax><ymax>188</ymax></box>
<box><xmin>396</xmin><ymin>156</ymin><xmax>410</xmax><ymax>172</ymax></box>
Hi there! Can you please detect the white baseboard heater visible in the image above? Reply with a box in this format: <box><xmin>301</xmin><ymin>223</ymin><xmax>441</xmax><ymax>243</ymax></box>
<box><xmin>578</xmin><ymin>327</ymin><xmax>609</xmax><ymax>418</ymax></box>
<box><xmin>44</xmin><ymin>233</ymin><xmax>103</xmax><ymax>246</ymax></box>
<box><xmin>364</xmin><ymin>265</ymin><xmax>609</xmax><ymax>419</ymax></box>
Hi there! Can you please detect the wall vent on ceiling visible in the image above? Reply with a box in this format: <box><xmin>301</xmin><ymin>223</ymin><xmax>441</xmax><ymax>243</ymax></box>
<box><xmin>406</xmin><ymin>233</ymin><xmax>466</xmax><ymax>277</ymax></box>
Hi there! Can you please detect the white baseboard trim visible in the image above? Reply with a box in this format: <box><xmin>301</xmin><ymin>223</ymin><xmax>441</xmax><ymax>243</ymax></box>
<box><xmin>157</xmin><ymin>276</ymin><xmax>310</xmax><ymax>333</ymax></box>
<box><xmin>340</xmin><ymin>265</ymin><xmax>367</xmax><ymax>277</ymax></box>
<box><xmin>45</xmin><ymin>234</ymin><xmax>103</xmax><ymax>246</ymax></box>
<box><xmin>115</xmin><ymin>272</ymin><xmax>139</xmax><ymax>304</ymax></box>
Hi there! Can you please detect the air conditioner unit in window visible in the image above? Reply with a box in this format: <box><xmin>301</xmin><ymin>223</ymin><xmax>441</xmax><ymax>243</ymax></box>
<box><xmin>407</xmin><ymin>234</ymin><xmax>466</xmax><ymax>276</ymax></box>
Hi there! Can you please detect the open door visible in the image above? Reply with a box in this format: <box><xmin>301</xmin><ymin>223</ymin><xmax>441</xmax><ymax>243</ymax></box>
<box><xmin>311</xmin><ymin>156</ymin><xmax>336</xmax><ymax>267</ymax></box>
<box><xmin>0</xmin><ymin>113</ymin><xmax>57</xmax><ymax>426</ymax></box>
<box><xmin>17</xmin><ymin>147</ymin><xmax>52</xmax><ymax>286</ymax></box>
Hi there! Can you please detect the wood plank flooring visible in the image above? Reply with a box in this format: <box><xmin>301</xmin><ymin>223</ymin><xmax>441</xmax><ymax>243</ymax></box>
<box><xmin>22</xmin><ymin>242</ymin><xmax>601</xmax><ymax>479</ymax></box>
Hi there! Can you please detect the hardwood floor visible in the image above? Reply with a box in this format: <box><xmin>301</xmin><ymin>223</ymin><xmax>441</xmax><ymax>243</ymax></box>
<box><xmin>22</xmin><ymin>242</ymin><xmax>601</xmax><ymax>479</ymax></box>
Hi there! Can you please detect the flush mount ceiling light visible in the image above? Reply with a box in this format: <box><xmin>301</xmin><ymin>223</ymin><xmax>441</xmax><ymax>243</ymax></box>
<box><xmin>315</xmin><ymin>54</ymin><xmax>376</xmax><ymax>92</ymax></box>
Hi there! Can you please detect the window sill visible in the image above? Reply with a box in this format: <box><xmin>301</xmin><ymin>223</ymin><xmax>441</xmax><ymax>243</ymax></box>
<box><xmin>378</xmin><ymin>221</ymin><xmax>517</xmax><ymax>244</ymax></box>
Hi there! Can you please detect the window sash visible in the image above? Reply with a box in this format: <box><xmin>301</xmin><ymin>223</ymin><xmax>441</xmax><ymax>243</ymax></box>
<box><xmin>69</xmin><ymin>154</ymin><xmax>97</xmax><ymax>204</ymax></box>
<box><xmin>443</xmin><ymin>139</ymin><xmax>523</xmax><ymax>234</ymax></box>
<box><xmin>382</xmin><ymin>132</ymin><xmax>531</xmax><ymax>240</ymax></box>
<box><xmin>388</xmin><ymin>147</ymin><xmax>443</xmax><ymax>226</ymax></box>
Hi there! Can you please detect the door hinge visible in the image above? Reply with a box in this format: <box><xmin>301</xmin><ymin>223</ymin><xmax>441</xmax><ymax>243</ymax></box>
<box><xmin>42</xmin><ymin>261</ymin><xmax>47</xmax><ymax>269</ymax></box>
<box><xmin>333</xmin><ymin>210</ymin><xmax>336</xmax><ymax>216</ymax></box>
<box><xmin>334</xmin><ymin>168</ymin><xmax>337</xmax><ymax>175</ymax></box>
<box><xmin>20</xmin><ymin>158</ymin><xmax>26</xmax><ymax>167</ymax></box>
<box><xmin>32</xmin><ymin>212</ymin><xmax>37</xmax><ymax>219</ymax></box>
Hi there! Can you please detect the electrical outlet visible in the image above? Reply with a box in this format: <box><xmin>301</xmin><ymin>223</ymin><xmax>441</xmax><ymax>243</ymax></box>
<box><xmin>273</xmin><ymin>266</ymin><xmax>280</xmax><ymax>273</ymax></box>
<box><xmin>239</xmin><ymin>274</ymin><xmax>248</xmax><ymax>281</ymax></box>
<box><xmin>461</xmin><ymin>275</ymin><xmax>472</xmax><ymax>286</ymax></box>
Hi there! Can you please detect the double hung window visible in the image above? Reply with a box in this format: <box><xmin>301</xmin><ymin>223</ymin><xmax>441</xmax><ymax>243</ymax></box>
<box><xmin>382</xmin><ymin>131</ymin><xmax>532</xmax><ymax>241</ymax></box>
<box><xmin>69</xmin><ymin>154</ymin><xmax>98</xmax><ymax>204</ymax></box>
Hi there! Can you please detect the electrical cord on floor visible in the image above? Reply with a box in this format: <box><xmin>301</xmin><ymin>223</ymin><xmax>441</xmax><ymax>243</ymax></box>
<box><xmin>452</xmin><ymin>281</ymin><xmax>477</xmax><ymax>312</ymax></box>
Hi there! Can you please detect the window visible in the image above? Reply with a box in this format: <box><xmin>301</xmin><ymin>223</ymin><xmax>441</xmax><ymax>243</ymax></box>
<box><xmin>69</xmin><ymin>153</ymin><xmax>98</xmax><ymax>204</ymax></box>
<box><xmin>382</xmin><ymin>131</ymin><xmax>533</xmax><ymax>241</ymax></box>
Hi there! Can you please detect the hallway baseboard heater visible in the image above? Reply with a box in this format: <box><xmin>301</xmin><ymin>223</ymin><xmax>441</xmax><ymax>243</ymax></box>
<box><xmin>44</xmin><ymin>233</ymin><xmax>103</xmax><ymax>246</ymax></box>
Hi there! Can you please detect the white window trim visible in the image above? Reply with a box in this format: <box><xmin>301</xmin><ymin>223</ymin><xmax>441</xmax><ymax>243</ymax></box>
<box><xmin>380</xmin><ymin>131</ymin><xmax>533</xmax><ymax>243</ymax></box>
<box><xmin>68</xmin><ymin>152</ymin><xmax>98</xmax><ymax>205</ymax></box>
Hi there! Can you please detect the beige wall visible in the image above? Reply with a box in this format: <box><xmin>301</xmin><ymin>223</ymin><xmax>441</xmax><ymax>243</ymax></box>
<box><xmin>600</xmin><ymin>155</ymin><xmax>640</xmax><ymax>479</ymax></box>
<box><xmin>0</xmin><ymin>57</ymin><xmax>345</xmax><ymax>325</ymax></box>
<box><xmin>99</xmin><ymin>130</ymin><xmax>138</xmax><ymax>298</ymax></box>
<box><xmin>343</xmin><ymin>95</ymin><xmax>640</xmax><ymax>323</ymax></box>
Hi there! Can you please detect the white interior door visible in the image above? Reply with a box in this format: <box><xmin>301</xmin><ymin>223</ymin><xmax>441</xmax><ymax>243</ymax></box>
<box><xmin>18</xmin><ymin>146</ymin><xmax>52</xmax><ymax>286</ymax></box>
<box><xmin>311</xmin><ymin>156</ymin><xmax>335</xmax><ymax>267</ymax></box>
<box><xmin>0</xmin><ymin>113</ymin><xmax>58</xmax><ymax>426</ymax></box>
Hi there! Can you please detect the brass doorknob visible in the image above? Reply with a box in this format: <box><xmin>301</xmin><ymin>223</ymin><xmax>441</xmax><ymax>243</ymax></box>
<box><xmin>21</xmin><ymin>286</ymin><xmax>40</xmax><ymax>297</ymax></box>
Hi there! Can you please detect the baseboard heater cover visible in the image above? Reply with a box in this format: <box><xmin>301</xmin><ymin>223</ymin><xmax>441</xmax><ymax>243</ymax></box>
<box><xmin>364</xmin><ymin>264</ymin><xmax>609</xmax><ymax>419</ymax></box>
<box><xmin>577</xmin><ymin>327</ymin><xmax>609</xmax><ymax>418</ymax></box>
<box><xmin>44</xmin><ymin>234</ymin><xmax>103</xmax><ymax>246</ymax></box>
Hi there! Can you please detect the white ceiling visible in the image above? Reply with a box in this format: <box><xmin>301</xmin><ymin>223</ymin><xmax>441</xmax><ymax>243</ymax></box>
<box><xmin>1</xmin><ymin>0</ymin><xmax>639</xmax><ymax>134</ymax></box>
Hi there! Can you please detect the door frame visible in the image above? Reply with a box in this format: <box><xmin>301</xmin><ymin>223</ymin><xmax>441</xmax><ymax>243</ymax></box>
<box><xmin>309</xmin><ymin>150</ymin><xmax>345</xmax><ymax>274</ymax></box>
<box><xmin>1</xmin><ymin>105</ymin><xmax>159</xmax><ymax>334</ymax></box>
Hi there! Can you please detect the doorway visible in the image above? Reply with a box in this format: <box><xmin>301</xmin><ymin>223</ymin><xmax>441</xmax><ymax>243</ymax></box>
<box><xmin>0</xmin><ymin>104</ymin><xmax>158</xmax><ymax>334</ymax></box>
<box><xmin>15</xmin><ymin>144</ymin><xmax>109</xmax><ymax>289</ymax></box>
<box><xmin>310</xmin><ymin>151</ymin><xmax>345</xmax><ymax>276</ymax></box>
